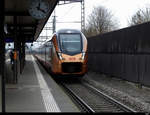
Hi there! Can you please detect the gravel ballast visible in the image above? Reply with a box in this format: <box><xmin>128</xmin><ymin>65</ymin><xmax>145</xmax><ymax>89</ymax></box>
<box><xmin>82</xmin><ymin>72</ymin><xmax>150</xmax><ymax>112</ymax></box>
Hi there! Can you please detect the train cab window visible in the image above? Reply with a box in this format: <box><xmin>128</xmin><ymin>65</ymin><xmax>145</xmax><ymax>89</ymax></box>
<box><xmin>59</xmin><ymin>34</ymin><xmax>82</xmax><ymax>53</ymax></box>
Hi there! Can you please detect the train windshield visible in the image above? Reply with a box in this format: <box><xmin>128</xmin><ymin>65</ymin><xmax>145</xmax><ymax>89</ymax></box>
<box><xmin>59</xmin><ymin>33</ymin><xmax>82</xmax><ymax>54</ymax></box>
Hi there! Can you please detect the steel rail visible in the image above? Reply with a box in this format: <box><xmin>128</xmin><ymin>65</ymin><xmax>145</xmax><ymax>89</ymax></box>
<box><xmin>61</xmin><ymin>83</ymin><xmax>95</xmax><ymax>113</ymax></box>
<box><xmin>83</xmin><ymin>82</ymin><xmax>137</xmax><ymax>112</ymax></box>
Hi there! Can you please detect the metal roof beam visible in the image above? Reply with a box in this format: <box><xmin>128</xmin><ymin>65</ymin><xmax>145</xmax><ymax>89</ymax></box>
<box><xmin>5</xmin><ymin>11</ymin><xmax>30</xmax><ymax>16</ymax></box>
<box><xmin>7</xmin><ymin>24</ymin><xmax>36</xmax><ymax>27</ymax></box>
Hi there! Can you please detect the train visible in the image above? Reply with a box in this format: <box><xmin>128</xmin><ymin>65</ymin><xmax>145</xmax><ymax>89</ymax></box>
<box><xmin>34</xmin><ymin>29</ymin><xmax>88</xmax><ymax>77</ymax></box>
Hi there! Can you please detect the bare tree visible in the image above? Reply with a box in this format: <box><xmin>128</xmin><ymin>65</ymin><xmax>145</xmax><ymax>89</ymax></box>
<box><xmin>84</xmin><ymin>6</ymin><xmax>119</xmax><ymax>37</ymax></box>
<box><xmin>128</xmin><ymin>7</ymin><xmax>150</xmax><ymax>26</ymax></box>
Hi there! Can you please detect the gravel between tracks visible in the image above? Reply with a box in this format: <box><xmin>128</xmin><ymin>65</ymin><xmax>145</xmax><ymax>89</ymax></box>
<box><xmin>82</xmin><ymin>72</ymin><xmax>150</xmax><ymax>112</ymax></box>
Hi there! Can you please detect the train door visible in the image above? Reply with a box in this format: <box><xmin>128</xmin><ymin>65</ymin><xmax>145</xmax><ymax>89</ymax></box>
<box><xmin>45</xmin><ymin>41</ymin><xmax>51</xmax><ymax>63</ymax></box>
<box><xmin>50</xmin><ymin>42</ymin><xmax>53</xmax><ymax>64</ymax></box>
<box><xmin>41</xmin><ymin>46</ymin><xmax>45</xmax><ymax>61</ymax></box>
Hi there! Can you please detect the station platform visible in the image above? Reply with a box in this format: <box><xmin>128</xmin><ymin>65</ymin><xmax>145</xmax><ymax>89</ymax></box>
<box><xmin>5</xmin><ymin>55</ymin><xmax>79</xmax><ymax>112</ymax></box>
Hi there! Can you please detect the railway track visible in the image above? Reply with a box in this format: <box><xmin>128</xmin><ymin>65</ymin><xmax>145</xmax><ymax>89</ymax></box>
<box><xmin>60</xmin><ymin>80</ymin><xmax>136</xmax><ymax>112</ymax></box>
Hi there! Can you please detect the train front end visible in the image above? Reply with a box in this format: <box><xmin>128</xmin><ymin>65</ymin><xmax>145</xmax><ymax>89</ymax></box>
<box><xmin>53</xmin><ymin>29</ymin><xmax>88</xmax><ymax>76</ymax></box>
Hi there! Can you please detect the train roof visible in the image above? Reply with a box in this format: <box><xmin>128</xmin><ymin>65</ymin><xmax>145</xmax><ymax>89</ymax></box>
<box><xmin>56</xmin><ymin>29</ymin><xmax>82</xmax><ymax>34</ymax></box>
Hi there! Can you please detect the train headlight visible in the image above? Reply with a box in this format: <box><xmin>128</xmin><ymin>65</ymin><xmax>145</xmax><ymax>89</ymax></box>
<box><xmin>57</xmin><ymin>52</ymin><xmax>65</xmax><ymax>60</ymax></box>
<box><xmin>81</xmin><ymin>52</ymin><xmax>85</xmax><ymax>60</ymax></box>
<box><xmin>58</xmin><ymin>52</ymin><xmax>62</xmax><ymax>60</ymax></box>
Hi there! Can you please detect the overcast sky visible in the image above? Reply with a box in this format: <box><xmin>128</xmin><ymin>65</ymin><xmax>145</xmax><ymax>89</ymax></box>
<box><xmin>34</xmin><ymin>0</ymin><xmax>150</xmax><ymax>47</ymax></box>
<box><xmin>55</xmin><ymin>0</ymin><xmax>150</xmax><ymax>29</ymax></box>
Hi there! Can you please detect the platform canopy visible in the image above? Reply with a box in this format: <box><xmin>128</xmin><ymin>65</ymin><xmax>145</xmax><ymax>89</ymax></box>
<box><xmin>5</xmin><ymin>0</ymin><xmax>58</xmax><ymax>42</ymax></box>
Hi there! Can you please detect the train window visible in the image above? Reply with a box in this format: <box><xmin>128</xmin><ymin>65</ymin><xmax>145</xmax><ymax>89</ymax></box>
<box><xmin>59</xmin><ymin>33</ymin><xmax>82</xmax><ymax>53</ymax></box>
<box><xmin>49</xmin><ymin>41</ymin><xmax>52</xmax><ymax>48</ymax></box>
<box><xmin>45</xmin><ymin>41</ymin><xmax>52</xmax><ymax>48</ymax></box>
